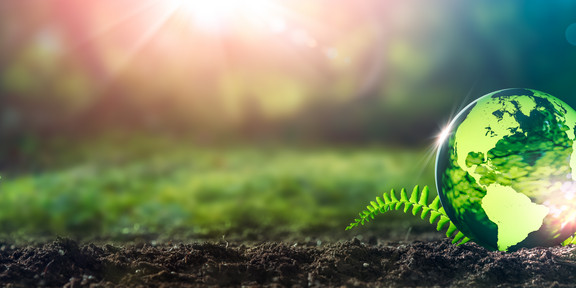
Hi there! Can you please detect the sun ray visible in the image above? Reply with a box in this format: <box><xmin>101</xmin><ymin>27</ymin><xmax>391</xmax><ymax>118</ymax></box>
<box><xmin>104</xmin><ymin>1</ymin><xmax>180</xmax><ymax>84</ymax></box>
<box><xmin>412</xmin><ymin>81</ymin><xmax>482</xmax><ymax>185</ymax></box>
<box><xmin>66</xmin><ymin>1</ymin><xmax>160</xmax><ymax>53</ymax></box>
<box><xmin>409</xmin><ymin>143</ymin><xmax>439</xmax><ymax>187</ymax></box>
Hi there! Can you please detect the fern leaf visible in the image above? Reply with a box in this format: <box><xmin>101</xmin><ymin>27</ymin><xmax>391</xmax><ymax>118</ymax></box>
<box><xmin>438</xmin><ymin>206</ymin><xmax>447</xmax><ymax>215</ymax></box>
<box><xmin>429</xmin><ymin>211</ymin><xmax>442</xmax><ymax>224</ymax></box>
<box><xmin>420</xmin><ymin>207</ymin><xmax>431</xmax><ymax>219</ymax></box>
<box><xmin>562</xmin><ymin>233</ymin><xmax>576</xmax><ymax>246</ymax></box>
<box><xmin>436</xmin><ymin>216</ymin><xmax>450</xmax><ymax>231</ymax></box>
<box><xmin>346</xmin><ymin>185</ymin><xmax>471</xmax><ymax>246</ymax></box>
<box><xmin>452</xmin><ymin>231</ymin><xmax>467</xmax><ymax>244</ymax></box>
<box><xmin>400</xmin><ymin>188</ymin><xmax>409</xmax><ymax>202</ymax></box>
<box><xmin>409</xmin><ymin>186</ymin><xmax>419</xmax><ymax>203</ymax></box>
<box><xmin>390</xmin><ymin>189</ymin><xmax>399</xmax><ymax>202</ymax></box>
<box><xmin>366</xmin><ymin>206</ymin><xmax>375</xmax><ymax>214</ymax></box>
<box><xmin>412</xmin><ymin>204</ymin><xmax>422</xmax><ymax>216</ymax></box>
<box><xmin>379</xmin><ymin>204</ymin><xmax>389</xmax><ymax>213</ymax></box>
<box><xmin>446</xmin><ymin>222</ymin><xmax>458</xmax><ymax>237</ymax></box>
<box><xmin>345</xmin><ymin>218</ymin><xmax>362</xmax><ymax>230</ymax></box>
<box><xmin>418</xmin><ymin>186</ymin><xmax>429</xmax><ymax>205</ymax></box>
<box><xmin>376</xmin><ymin>197</ymin><xmax>386</xmax><ymax>206</ymax></box>
<box><xmin>430</xmin><ymin>197</ymin><xmax>441</xmax><ymax>210</ymax></box>
<box><xmin>458</xmin><ymin>237</ymin><xmax>471</xmax><ymax>245</ymax></box>
<box><xmin>403</xmin><ymin>202</ymin><xmax>412</xmax><ymax>213</ymax></box>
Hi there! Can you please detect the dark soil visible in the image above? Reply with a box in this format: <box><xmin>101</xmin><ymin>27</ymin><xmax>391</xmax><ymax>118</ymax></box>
<box><xmin>1</xmin><ymin>237</ymin><xmax>576</xmax><ymax>287</ymax></box>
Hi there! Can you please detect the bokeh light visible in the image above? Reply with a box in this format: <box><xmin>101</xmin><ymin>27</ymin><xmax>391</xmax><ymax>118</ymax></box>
<box><xmin>1</xmin><ymin>1</ymin><xmax>576</xmax><ymax>145</ymax></box>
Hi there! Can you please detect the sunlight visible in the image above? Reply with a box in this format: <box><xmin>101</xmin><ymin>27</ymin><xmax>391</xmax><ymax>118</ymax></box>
<box><xmin>436</xmin><ymin>124</ymin><xmax>452</xmax><ymax>147</ymax></box>
<box><xmin>168</xmin><ymin>0</ymin><xmax>274</xmax><ymax>31</ymax></box>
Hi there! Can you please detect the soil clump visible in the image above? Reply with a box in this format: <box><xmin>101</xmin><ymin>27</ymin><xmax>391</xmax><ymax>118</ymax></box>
<box><xmin>1</xmin><ymin>237</ymin><xmax>576</xmax><ymax>287</ymax></box>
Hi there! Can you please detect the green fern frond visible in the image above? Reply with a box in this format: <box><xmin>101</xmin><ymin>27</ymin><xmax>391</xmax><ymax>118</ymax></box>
<box><xmin>561</xmin><ymin>233</ymin><xmax>576</xmax><ymax>246</ymax></box>
<box><xmin>346</xmin><ymin>185</ymin><xmax>471</xmax><ymax>245</ymax></box>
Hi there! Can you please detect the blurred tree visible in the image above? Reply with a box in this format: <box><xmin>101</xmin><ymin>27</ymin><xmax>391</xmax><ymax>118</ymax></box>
<box><xmin>1</xmin><ymin>0</ymin><xmax>576</xmax><ymax>158</ymax></box>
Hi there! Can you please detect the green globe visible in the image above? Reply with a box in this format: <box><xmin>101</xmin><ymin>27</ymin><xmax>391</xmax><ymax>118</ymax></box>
<box><xmin>436</xmin><ymin>88</ymin><xmax>576</xmax><ymax>251</ymax></box>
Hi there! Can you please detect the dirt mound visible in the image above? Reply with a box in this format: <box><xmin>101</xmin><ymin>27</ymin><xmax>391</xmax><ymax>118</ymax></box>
<box><xmin>1</xmin><ymin>238</ymin><xmax>576</xmax><ymax>287</ymax></box>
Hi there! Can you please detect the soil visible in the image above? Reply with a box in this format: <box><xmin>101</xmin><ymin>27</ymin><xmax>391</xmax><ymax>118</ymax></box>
<box><xmin>1</xmin><ymin>236</ymin><xmax>576</xmax><ymax>287</ymax></box>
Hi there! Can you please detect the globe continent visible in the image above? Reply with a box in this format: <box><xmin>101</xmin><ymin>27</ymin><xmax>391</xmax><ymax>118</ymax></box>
<box><xmin>436</xmin><ymin>88</ymin><xmax>576</xmax><ymax>251</ymax></box>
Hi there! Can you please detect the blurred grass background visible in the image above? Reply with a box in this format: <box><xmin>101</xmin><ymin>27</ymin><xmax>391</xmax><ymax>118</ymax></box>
<box><xmin>1</xmin><ymin>0</ymin><xmax>576</xmax><ymax>240</ymax></box>
<box><xmin>0</xmin><ymin>136</ymin><xmax>435</xmax><ymax>239</ymax></box>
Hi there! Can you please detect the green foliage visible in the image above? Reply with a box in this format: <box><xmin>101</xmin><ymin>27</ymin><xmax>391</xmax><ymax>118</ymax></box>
<box><xmin>561</xmin><ymin>234</ymin><xmax>576</xmax><ymax>246</ymax></box>
<box><xmin>346</xmin><ymin>185</ymin><xmax>471</xmax><ymax>245</ymax></box>
<box><xmin>0</xmin><ymin>138</ymin><xmax>433</xmax><ymax>238</ymax></box>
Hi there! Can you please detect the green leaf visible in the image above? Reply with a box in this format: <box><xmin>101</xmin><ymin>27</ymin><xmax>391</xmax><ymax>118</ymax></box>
<box><xmin>561</xmin><ymin>234</ymin><xmax>576</xmax><ymax>246</ymax></box>
<box><xmin>371</xmin><ymin>201</ymin><xmax>380</xmax><ymax>210</ymax></box>
<box><xmin>418</xmin><ymin>186</ymin><xmax>429</xmax><ymax>205</ymax></box>
<box><xmin>438</xmin><ymin>207</ymin><xmax>447</xmax><ymax>215</ymax></box>
<box><xmin>379</xmin><ymin>204</ymin><xmax>390</xmax><ymax>213</ymax></box>
<box><xmin>429</xmin><ymin>211</ymin><xmax>442</xmax><ymax>224</ymax></box>
<box><xmin>376</xmin><ymin>197</ymin><xmax>386</xmax><ymax>206</ymax></box>
<box><xmin>457</xmin><ymin>237</ymin><xmax>471</xmax><ymax>245</ymax></box>
<box><xmin>437</xmin><ymin>217</ymin><xmax>450</xmax><ymax>231</ymax></box>
<box><xmin>452</xmin><ymin>232</ymin><xmax>466</xmax><ymax>244</ymax></box>
<box><xmin>400</xmin><ymin>188</ymin><xmax>409</xmax><ymax>202</ymax></box>
<box><xmin>403</xmin><ymin>202</ymin><xmax>412</xmax><ymax>213</ymax></box>
<box><xmin>445</xmin><ymin>222</ymin><xmax>457</xmax><ymax>237</ymax></box>
<box><xmin>382</xmin><ymin>193</ymin><xmax>391</xmax><ymax>204</ymax></box>
<box><xmin>420</xmin><ymin>207</ymin><xmax>431</xmax><ymax>219</ymax></box>
<box><xmin>412</xmin><ymin>204</ymin><xmax>422</xmax><ymax>216</ymax></box>
<box><xmin>430</xmin><ymin>197</ymin><xmax>441</xmax><ymax>210</ymax></box>
<box><xmin>390</xmin><ymin>189</ymin><xmax>399</xmax><ymax>202</ymax></box>
<box><xmin>409</xmin><ymin>186</ymin><xmax>419</xmax><ymax>203</ymax></box>
<box><xmin>345</xmin><ymin>185</ymin><xmax>471</xmax><ymax>246</ymax></box>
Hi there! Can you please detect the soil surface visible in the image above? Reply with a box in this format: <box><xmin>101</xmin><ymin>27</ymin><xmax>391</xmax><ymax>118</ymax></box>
<box><xmin>1</xmin><ymin>237</ymin><xmax>576</xmax><ymax>287</ymax></box>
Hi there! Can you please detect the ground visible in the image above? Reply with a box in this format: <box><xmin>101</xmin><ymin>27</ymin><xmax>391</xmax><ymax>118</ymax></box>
<box><xmin>4</xmin><ymin>142</ymin><xmax>576</xmax><ymax>287</ymax></box>
<box><xmin>2</xmin><ymin>234</ymin><xmax>576</xmax><ymax>287</ymax></box>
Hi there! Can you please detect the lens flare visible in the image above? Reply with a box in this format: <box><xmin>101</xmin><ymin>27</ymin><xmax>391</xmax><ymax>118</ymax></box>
<box><xmin>436</xmin><ymin>124</ymin><xmax>452</xmax><ymax>147</ymax></box>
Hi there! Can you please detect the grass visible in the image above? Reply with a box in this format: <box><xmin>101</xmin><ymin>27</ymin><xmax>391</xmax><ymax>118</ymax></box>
<box><xmin>0</xmin><ymin>137</ymin><xmax>436</xmax><ymax>239</ymax></box>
